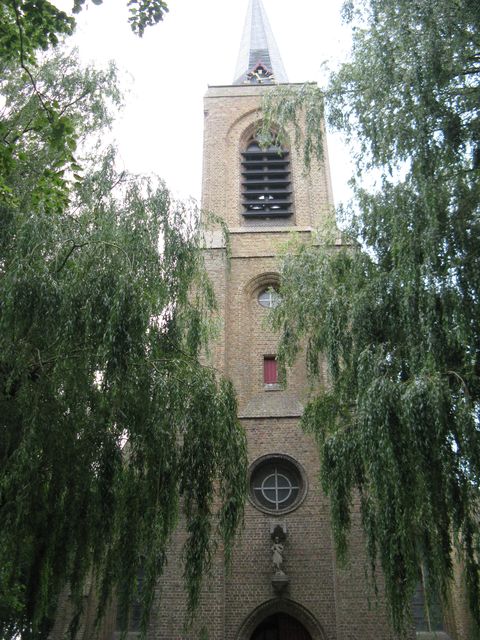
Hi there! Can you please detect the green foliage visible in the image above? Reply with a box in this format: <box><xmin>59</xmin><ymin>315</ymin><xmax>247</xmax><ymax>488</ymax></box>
<box><xmin>0</xmin><ymin>0</ymin><xmax>169</xmax><ymax>65</ymax></box>
<box><xmin>73</xmin><ymin>0</ymin><xmax>169</xmax><ymax>37</ymax></box>
<box><xmin>199</xmin><ymin>626</ymin><xmax>209</xmax><ymax>640</ymax></box>
<box><xmin>261</xmin><ymin>83</ymin><xmax>325</xmax><ymax>170</ymax></box>
<box><xmin>265</xmin><ymin>0</ymin><xmax>480</xmax><ymax>635</ymax></box>
<box><xmin>0</xmin><ymin>41</ymin><xmax>246</xmax><ymax>640</ymax></box>
<box><xmin>0</xmin><ymin>2</ymin><xmax>247</xmax><ymax>637</ymax></box>
<box><xmin>0</xmin><ymin>0</ymin><xmax>170</xmax><ymax>202</ymax></box>
<box><xmin>0</xmin><ymin>49</ymin><xmax>121</xmax><ymax>208</ymax></box>
<box><xmin>0</xmin><ymin>1</ymin><xmax>74</xmax><ymax>63</ymax></box>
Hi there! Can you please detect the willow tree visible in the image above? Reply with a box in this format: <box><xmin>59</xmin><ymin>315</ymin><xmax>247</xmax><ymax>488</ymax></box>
<box><xmin>0</xmin><ymin>44</ymin><xmax>246</xmax><ymax>640</ymax></box>
<box><xmin>262</xmin><ymin>0</ymin><xmax>480</xmax><ymax>636</ymax></box>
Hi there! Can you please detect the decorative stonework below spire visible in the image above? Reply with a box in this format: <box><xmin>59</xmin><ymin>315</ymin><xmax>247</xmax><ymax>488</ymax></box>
<box><xmin>245</xmin><ymin>62</ymin><xmax>275</xmax><ymax>84</ymax></box>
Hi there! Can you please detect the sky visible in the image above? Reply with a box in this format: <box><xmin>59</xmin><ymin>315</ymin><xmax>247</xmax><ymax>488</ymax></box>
<box><xmin>53</xmin><ymin>0</ymin><xmax>352</xmax><ymax>204</ymax></box>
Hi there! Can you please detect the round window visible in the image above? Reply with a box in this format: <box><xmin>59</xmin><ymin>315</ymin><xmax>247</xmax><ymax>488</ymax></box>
<box><xmin>258</xmin><ymin>288</ymin><xmax>281</xmax><ymax>308</ymax></box>
<box><xmin>249</xmin><ymin>455</ymin><xmax>307</xmax><ymax>514</ymax></box>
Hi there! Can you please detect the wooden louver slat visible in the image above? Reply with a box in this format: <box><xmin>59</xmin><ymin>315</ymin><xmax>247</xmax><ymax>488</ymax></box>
<box><xmin>241</xmin><ymin>142</ymin><xmax>292</xmax><ymax>218</ymax></box>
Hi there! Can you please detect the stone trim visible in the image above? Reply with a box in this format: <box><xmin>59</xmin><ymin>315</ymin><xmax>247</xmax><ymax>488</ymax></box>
<box><xmin>243</xmin><ymin>271</ymin><xmax>280</xmax><ymax>297</ymax></box>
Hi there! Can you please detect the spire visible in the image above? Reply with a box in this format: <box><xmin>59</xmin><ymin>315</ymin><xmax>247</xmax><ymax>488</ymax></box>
<box><xmin>233</xmin><ymin>0</ymin><xmax>288</xmax><ymax>85</ymax></box>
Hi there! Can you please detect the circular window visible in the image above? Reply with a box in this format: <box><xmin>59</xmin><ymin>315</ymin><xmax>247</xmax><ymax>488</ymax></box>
<box><xmin>249</xmin><ymin>455</ymin><xmax>307</xmax><ymax>514</ymax></box>
<box><xmin>258</xmin><ymin>288</ymin><xmax>281</xmax><ymax>308</ymax></box>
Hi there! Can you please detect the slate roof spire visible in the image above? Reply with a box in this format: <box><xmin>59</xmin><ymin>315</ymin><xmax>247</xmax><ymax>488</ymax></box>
<box><xmin>233</xmin><ymin>0</ymin><xmax>288</xmax><ymax>85</ymax></box>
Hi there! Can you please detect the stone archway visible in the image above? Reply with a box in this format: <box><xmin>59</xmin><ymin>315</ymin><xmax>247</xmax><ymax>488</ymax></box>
<box><xmin>236</xmin><ymin>599</ymin><xmax>327</xmax><ymax>640</ymax></box>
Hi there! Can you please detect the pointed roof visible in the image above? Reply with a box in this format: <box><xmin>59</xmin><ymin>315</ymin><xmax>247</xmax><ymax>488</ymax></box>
<box><xmin>233</xmin><ymin>0</ymin><xmax>288</xmax><ymax>85</ymax></box>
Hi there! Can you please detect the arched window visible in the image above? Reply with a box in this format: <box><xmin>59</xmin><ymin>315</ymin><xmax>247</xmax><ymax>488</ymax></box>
<box><xmin>241</xmin><ymin>140</ymin><xmax>292</xmax><ymax>218</ymax></box>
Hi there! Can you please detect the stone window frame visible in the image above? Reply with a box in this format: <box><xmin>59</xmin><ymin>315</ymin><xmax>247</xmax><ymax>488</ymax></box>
<box><xmin>245</xmin><ymin>272</ymin><xmax>281</xmax><ymax>308</ymax></box>
<box><xmin>113</xmin><ymin>562</ymin><xmax>144</xmax><ymax>637</ymax></box>
<box><xmin>248</xmin><ymin>453</ymin><xmax>308</xmax><ymax>516</ymax></box>
<box><xmin>412</xmin><ymin>579</ymin><xmax>452</xmax><ymax>639</ymax></box>
<box><xmin>244</xmin><ymin>272</ymin><xmax>284</xmax><ymax>391</ymax></box>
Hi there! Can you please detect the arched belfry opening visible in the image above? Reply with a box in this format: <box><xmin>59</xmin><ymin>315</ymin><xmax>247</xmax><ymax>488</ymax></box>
<box><xmin>250</xmin><ymin>613</ymin><xmax>312</xmax><ymax>640</ymax></box>
<box><xmin>241</xmin><ymin>138</ymin><xmax>292</xmax><ymax>218</ymax></box>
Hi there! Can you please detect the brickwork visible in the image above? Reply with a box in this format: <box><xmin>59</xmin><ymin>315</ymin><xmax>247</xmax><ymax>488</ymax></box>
<box><xmin>191</xmin><ymin>83</ymin><xmax>398</xmax><ymax>640</ymax></box>
<box><xmin>202</xmin><ymin>85</ymin><xmax>334</xmax><ymax>234</ymax></box>
<box><xmin>226</xmin><ymin>417</ymin><xmax>337</xmax><ymax>640</ymax></box>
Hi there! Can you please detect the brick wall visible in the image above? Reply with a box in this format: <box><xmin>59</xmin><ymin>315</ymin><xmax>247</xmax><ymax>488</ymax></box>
<box><xmin>193</xmin><ymin>83</ymin><xmax>397</xmax><ymax>640</ymax></box>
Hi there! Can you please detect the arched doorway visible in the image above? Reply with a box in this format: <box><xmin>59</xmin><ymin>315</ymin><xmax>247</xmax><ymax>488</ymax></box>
<box><xmin>250</xmin><ymin>613</ymin><xmax>312</xmax><ymax>640</ymax></box>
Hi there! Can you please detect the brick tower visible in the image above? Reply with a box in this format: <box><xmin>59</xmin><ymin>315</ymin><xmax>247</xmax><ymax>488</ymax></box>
<box><xmin>176</xmin><ymin>1</ymin><xmax>395</xmax><ymax>639</ymax></box>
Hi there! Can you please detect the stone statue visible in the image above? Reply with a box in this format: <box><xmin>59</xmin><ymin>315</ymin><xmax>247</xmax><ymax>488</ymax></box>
<box><xmin>271</xmin><ymin>536</ymin><xmax>285</xmax><ymax>573</ymax></box>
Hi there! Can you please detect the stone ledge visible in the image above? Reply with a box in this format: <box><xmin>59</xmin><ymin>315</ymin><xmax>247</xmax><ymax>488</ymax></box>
<box><xmin>239</xmin><ymin>391</ymin><xmax>303</xmax><ymax>418</ymax></box>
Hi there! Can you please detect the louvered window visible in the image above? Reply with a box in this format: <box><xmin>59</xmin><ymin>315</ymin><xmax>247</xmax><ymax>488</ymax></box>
<box><xmin>241</xmin><ymin>141</ymin><xmax>292</xmax><ymax>218</ymax></box>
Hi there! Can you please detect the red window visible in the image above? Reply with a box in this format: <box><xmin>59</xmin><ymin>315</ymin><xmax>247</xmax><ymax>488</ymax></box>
<box><xmin>264</xmin><ymin>356</ymin><xmax>278</xmax><ymax>384</ymax></box>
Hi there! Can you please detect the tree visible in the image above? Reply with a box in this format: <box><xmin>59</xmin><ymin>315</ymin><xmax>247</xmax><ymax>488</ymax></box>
<box><xmin>0</xmin><ymin>34</ymin><xmax>246</xmax><ymax>640</ymax></box>
<box><xmin>0</xmin><ymin>0</ymin><xmax>171</xmax><ymax>207</ymax></box>
<box><xmin>262</xmin><ymin>0</ymin><xmax>480</xmax><ymax>635</ymax></box>
<box><xmin>0</xmin><ymin>0</ymin><xmax>168</xmax><ymax>65</ymax></box>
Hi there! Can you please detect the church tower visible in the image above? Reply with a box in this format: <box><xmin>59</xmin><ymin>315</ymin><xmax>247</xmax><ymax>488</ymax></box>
<box><xmin>191</xmin><ymin>1</ymin><xmax>395</xmax><ymax>639</ymax></box>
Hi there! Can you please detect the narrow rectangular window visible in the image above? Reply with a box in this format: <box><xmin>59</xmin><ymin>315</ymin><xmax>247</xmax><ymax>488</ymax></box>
<box><xmin>264</xmin><ymin>356</ymin><xmax>278</xmax><ymax>384</ymax></box>
<box><xmin>116</xmin><ymin>565</ymin><xmax>144</xmax><ymax>633</ymax></box>
<box><xmin>412</xmin><ymin>580</ymin><xmax>444</xmax><ymax>632</ymax></box>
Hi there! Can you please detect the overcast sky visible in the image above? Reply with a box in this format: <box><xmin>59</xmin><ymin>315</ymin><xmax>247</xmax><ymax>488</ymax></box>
<box><xmin>54</xmin><ymin>0</ymin><xmax>352</xmax><ymax>204</ymax></box>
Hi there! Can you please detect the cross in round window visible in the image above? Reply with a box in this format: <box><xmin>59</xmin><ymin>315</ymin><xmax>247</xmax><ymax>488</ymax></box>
<box><xmin>249</xmin><ymin>456</ymin><xmax>306</xmax><ymax>513</ymax></box>
<box><xmin>258</xmin><ymin>288</ymin><xmax>281</xmax><ymax>308</ymax></box>
<box><xmin>253</xmin><ymin>468</ymin><xmax>299</xmax><ymax>510</ymax></box>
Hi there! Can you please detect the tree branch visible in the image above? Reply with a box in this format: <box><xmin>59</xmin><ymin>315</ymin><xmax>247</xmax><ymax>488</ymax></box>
<box><xmin>10</xmin><ymin>0</ymin><xmax>54</xmax><ymax>121</ymax></box>
<box><xmin>56</xmin><ymin>241</ymin><xmax>89</xmax><ymax>273</ymax></box>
